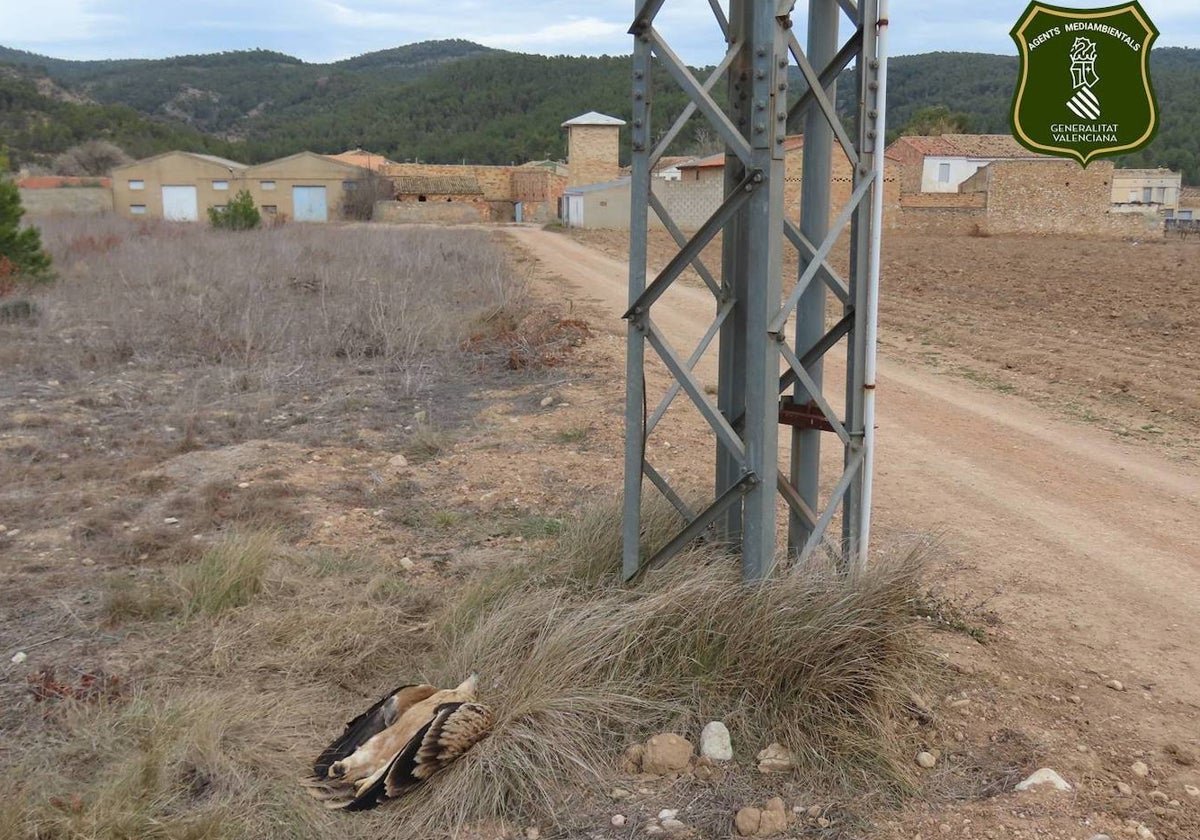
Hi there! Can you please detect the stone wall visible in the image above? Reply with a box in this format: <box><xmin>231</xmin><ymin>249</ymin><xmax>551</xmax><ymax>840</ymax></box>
<box><xmin>19</xmin><ymin>187</ymin><xmax>113</xmax><ymax>217</ymax></box>
<box><xmin>899</xmin><ymin>192</ymin><xmax>986</xmax><ymax>209</ymax></box>
<box><xmin>983</xmin><ymin>160</ymin><xmax>1160</xmax><ymax>238</ymax></box>
<box><xmin>383</xmin><ymin>163</ymin><xmax>514</xmax><ymax>201</ymax></box>
<box><xmin>567</xmin><ymin>125</ymin><xmax>621</xmax><ymax>188</ymax></box>
<box><xmin>374</xmin><ymin>200</ymin><xmax>488</xmax><ymax>224</ymax></box>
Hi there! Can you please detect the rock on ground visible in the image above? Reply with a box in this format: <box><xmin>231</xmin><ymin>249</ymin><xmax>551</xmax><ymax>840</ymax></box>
<box><xmin>756</xmin><ymin>742</ymin><xmax>794</xmax><ymax>774</ymax></box>
<box><xmin>735</xmin><ymin>797</ymin><xmax>788</xmax><ymax>838</ymax></box>
<box><xmin>640</xmin><ymin>734</ymin><xmax>694</xmax><ymax>776</ymax></box>
<box><xmin>700</xmin><ymin>721</ymin><xmax>733</xmax><ymax>762</ymax></box>
<box><xmin>1131</xmin><ymin>760</ymin><xmax>1150</xmax><ymax>778</ymax></box>
<box><xmin>1014</xmin><ymin>768</ymin><xmax>1072</xmax><ymax>792</ymax></box>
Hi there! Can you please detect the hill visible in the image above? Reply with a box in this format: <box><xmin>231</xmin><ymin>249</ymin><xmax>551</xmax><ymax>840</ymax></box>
<box><xmin>1</xmin><ymin>41</ymin><xmax>1197</xmax><ymax>181</ymax></box>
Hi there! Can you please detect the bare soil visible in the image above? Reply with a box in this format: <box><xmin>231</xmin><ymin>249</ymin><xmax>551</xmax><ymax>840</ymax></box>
<box><xmin>2</xmin><ymin>220</ymin><xmax>1198</xmax><ymax>839</ymax></box>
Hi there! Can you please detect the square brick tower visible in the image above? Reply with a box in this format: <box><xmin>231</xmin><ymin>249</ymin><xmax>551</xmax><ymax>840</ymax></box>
<box><xmin>562</xmin><ymin>112</ymin><xmax>627</xmax><ymax>189</ymax></box>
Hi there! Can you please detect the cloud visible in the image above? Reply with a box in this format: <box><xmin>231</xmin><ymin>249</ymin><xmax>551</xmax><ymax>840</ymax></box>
<box><xmin>0</xmin><ymin>0</ymin><xmax>120</xmax><ymax>44</ymax></box>
<box><xmin>471</xmin><ymin>17</ymin><xmax>627</xmax><ymax>51</ymax></box>
<box><xmin>3</xmin><ymin>0</ymin><xmax>1196</xmax><ymax>64</ymax></box>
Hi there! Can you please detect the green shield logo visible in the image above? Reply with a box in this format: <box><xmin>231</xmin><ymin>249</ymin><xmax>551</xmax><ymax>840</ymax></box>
<box><xmin>1010</xmin><ymin>1</ymin><xmax>1159</xmax><ymax>165</ymax></box>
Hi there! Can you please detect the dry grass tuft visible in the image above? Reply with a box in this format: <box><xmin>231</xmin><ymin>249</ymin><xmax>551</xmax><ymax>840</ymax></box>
<box><xmin>179</xmin><ymin>529</ymin><xmax>280</xmax><ymax>617</ymax></box>
<box><xmin>380</xmin><ymin>499</ymin><xmax>930</xmax><ymax>834</ymax></box>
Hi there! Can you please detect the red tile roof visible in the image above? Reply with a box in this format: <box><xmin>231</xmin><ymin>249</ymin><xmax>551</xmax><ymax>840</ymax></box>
<box><xmin>16</xmin><ymin>176</ymin><xmax>111</xmax><ymax>189</ymax></box>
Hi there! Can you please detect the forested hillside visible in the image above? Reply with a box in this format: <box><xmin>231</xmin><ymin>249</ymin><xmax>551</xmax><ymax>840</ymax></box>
<box><xmin>1</xmin><ymin>41</ymin><xmax>1197</xmax><ymax>181</ymax></box>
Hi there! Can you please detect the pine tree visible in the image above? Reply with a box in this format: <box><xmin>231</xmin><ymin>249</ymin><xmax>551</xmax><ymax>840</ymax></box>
<box><xmin>0</xmin><ymin>149</ymin><xmax>52</xmax><ymax>282</ymax></box>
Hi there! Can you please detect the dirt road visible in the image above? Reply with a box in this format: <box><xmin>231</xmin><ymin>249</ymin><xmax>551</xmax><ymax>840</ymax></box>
<box><xmin>504</xmin><ymin>225</ymin><xmax>1200</xmax><ymax>716</ymax></box>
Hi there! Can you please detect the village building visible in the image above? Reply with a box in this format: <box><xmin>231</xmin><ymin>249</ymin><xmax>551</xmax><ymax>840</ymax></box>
<box><xmin>885</xmin><ymin>134</ymin><xmax>1049</xmax><ymax>193</ymax></box>
<box><xmin>111</xmin><ymin>151</ymin><xmax>249</xmax><ymax>221</ymax></box>
<box><xmin>1110</xmin><ymin>168</ymin><xmax>1182</xmax><ymax>214</ymax></box>
<box><xmin>242</xmin><ymin>152</ymin><xmax>372</xmax><ymax>222</ymax></box>
<box><xmin>562</xmin><ymin>111</ymin><xmax>626</xmax><ymax>189</ymax></box>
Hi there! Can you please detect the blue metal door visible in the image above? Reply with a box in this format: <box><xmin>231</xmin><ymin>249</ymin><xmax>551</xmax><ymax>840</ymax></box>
<box><xmin>292</xmin><ymin>186</ymin><xmax>328</xmax><ymax>222</ymax></box>
<box><xmin>514</xmin><ymin>201</ymin><xmax>523</xmax><ymax>222</ymax></box>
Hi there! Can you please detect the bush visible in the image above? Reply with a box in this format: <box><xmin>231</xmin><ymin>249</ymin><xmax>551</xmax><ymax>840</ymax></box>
<box><xmin>208</xmin><ymin>189</ymin><xmax>261</xmax><ymax>231</ymax></box>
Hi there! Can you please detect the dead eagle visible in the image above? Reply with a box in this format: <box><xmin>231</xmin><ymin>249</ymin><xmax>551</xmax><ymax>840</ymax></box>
<box><xmin>302</xmin><ymin>674</ymin><xmax>493</xmax><ymax>810</ymax></box>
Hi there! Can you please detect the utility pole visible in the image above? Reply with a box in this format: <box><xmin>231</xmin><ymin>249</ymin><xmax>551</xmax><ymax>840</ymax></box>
<box><xmin>623</xmin><ymin>0</ymin><xmax>890</xmax><ymax>581</ymax></box>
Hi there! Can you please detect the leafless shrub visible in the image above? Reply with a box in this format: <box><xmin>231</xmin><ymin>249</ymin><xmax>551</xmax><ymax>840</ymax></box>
<box><xmin>28</xmin><ymin>218</ymin><xmax>524</xmax><ymax>389</ymax></box>
<box><xmin>51</xmin><ymin>140</ymin><xmax>132</xmax><ymax>177</ymax></box>
<box><xmin>341</xmin><ymin>172</ymin><xmax>396</xmax><ymax>221</ymax></box>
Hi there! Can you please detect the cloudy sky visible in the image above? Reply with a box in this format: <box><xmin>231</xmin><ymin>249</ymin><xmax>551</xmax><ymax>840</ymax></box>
<box><xmin>2</xmin><ymin>0</ymin><xmax>1197</xmax><ymax>64</ymax></box>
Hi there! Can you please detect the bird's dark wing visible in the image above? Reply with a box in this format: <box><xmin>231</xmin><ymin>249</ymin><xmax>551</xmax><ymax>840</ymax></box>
<box><xmin>342</xmin><ymin>702</ymin><xmax>493</xmax><ymax>811</ymax></box>
<box><xmin>311</xmin><ymin>684</ymin><xmax>437</xmax><ymax>778</ymax></box>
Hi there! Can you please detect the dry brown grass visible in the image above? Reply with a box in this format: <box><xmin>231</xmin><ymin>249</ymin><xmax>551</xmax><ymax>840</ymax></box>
<box><xmin>374</xmin><ymin>499</ymin><xmax>930</xmax><ymax>835</ymax></box>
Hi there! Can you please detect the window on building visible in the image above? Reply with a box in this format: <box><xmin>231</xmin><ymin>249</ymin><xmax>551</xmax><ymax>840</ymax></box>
<box><xmin>261</xmin><ymin>205</ymin><xmax>277</xmax><ymax>215</ymax></box>
<box><xmin>1152</xmin><ymin>187</ymin><xmax>1164</xmax><ymax>203</ymax></box>
<box><xmin>212</xmin><ymin>205</ymin><xmax>227</xmax><ymax>212</ymax></box>
<box><xmin>128</xmin><ymin>179</ymin><xmax>145</xmax><ymax>191</ymax></box>
<box><xmin>1128</xmin><ymin>189</ymin><xmax>1139</xmax><ymax>202</ymax></box>
<box><xmin>342</xmin><ymin>180</ymin><xmax>358</xmax><ymax>191</ymax></box>
<box><xmin>130</xmin><ymin>204</ymin><xmax>147</xmax><ymax>215</ymax></box>
<box><xmin>937</xmin><ymin>163</ymin><xmax>951</xmax><ymax>183</ymax></box>
<box><xmin>418</xmin><ymin>195</ymin><xmax>428</xmax><ymax>202</ymax></box>
<box><xmin>1180</xmin><ymin>210</ymin><xmax>1195</xmax><ymax>221</ymax></box>
<box><xmin>213</xmin><ymin>180</ymin><xmax>229</xmax><ymax>191</ymax></box>
<box><xmin>260</xmin><ymin>180</ymin><xmax>276</xmax><ymax>191</ymax></box>
<box><xmin>1143</xmin><ymin>187</ymin><xmax>1153</xmax><ymax>203</ymax></box>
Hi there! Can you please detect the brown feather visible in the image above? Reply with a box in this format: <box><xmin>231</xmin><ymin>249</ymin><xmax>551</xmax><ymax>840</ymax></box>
<box><xmin>303</xmin><ymin>676</ymin><xmax>492</xmax><ymax>811</ymax></box>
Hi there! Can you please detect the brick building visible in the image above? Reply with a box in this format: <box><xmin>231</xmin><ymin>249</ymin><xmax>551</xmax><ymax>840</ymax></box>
<box><xmin>562</xmin><ymin>111</ymin><xmax>626</xmax><ymax>189</ymax></box>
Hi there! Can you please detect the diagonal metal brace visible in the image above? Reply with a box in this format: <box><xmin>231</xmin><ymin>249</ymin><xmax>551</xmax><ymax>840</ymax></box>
<box><xmin>625</xmin><ymin>168</ymin><xmax>759</xmax><ymax>320</ymax></box>
<box><xmin>645</xmin><ymin>320</ymin><xmax>748</xmax><ymax>464</ymax></box>
<box><xmin>626</xmin><ymin>472</ymin><xmax>757</xmax><ymax>582</ymax></box>
<box><xmin>786</xmin><ymin>29</ymin><xmax>862</xmax><ymax>130</ymax></box>
<box><xmin>784</xmin><ymin>219</ymin><xmax>850</xmax><ymax>303</ymax></box>
<box><xmin>649</xmin><ymin>191</ymin><xmax>722</xmax><ymax>299</ymax></box>
<box><xmin>648</xmin><ymin>28</ymin><xmax>755</xmax><ymax>167</ymax></box>
<box><xmin>787</xmin><ymin>31</ymin><xmax>860</xmax><ymax>167</ymax></box>
<box><xmin>769</xmin><ymin>170</ymin><xmax>874</xmax><ymax>334</ymax></box>
<box><xmin>630</xmin><ymin>0</ymin><xmax>669</xmax><ymax>35</ymax></box>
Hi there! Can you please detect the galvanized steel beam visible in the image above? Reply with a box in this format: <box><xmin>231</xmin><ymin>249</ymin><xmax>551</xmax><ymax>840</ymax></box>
<box><xmin>622</xmin><ymin>0</ymin><xmax>889</xmax><ymax>581</ymax></box>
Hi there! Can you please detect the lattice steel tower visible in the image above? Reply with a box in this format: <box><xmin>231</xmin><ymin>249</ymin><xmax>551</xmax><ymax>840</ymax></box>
<box><xmin>622</xmin><ymin>0</ymin><xmax>890</xmax><ymax>580</ymax></box>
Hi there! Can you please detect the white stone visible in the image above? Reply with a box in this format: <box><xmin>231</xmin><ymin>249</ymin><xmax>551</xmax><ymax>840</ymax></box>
<box><xmin>611</xmin><ymin>788</ymin><xmax>631</xmax><ymax>800</ymax></box>
<box><xmin>10</xmin><ymin>651</ymin><xmax>27</xmax><ymax>665</ymax></box>
<box><xmin>661</xmin><ymin>819</ymin><xmax>687</xmax><ymax>833</ymax></box>
<box><xmin>700</xmin><ymin>721</ymin><xmax>733</xmax><ymax>762</ymax></box>
<box><xmin>81</xmin><ymin>558</ymin><xmax>95</xmax><ymax>566</ymax></box>
<box><xmin>916</xmin><ymin>751</ymin><xmax>937</xmax><ymax>769</ymax></box>
<box><xmin>1131</xmin><ymin>761</ymin><xmax>1150</xmax><ymax>778</ymax></box>
<box><xmin>658</xmin><ymin>810</ymin><xmax>677</xmax><ymax>821</ymax></box>
<box><xmin>237</xmin><ymin>481</ymin><xmax>251</xmax><ymax>489</ymax></box>
<box><xmin>540</xmin><ymin>396</ymin><xmax>555</xmax><ymax>408</ymax></box>
<box><xmin>1117</xmin><ymin>782</ymin><xmax>1134</xmax><ymax>795</ymax></box>
<box><xmin>163</xmin><ymin>517</ymin><xmax>180</xmax><ymax>525</ymax></box>
<box><xmin>611</xmin><ymin>815</ymin><xmax>627</xmax><ymax>828</ymax></box>
<box><xmin>1106</xmin><ymin>679</ymin><xmax>1125</xmax><ymax>691</ymax></box>
<box><xmin>1184</xmin><ymin>784</ymin><xmax>1200</xmax><ymax>798</ymax></box>
<box><xmin>756</xmin><ymin>742</ymin><xmax>794</xmax><ymax>773</ymax></box>
<box><xmin>525</xmin><ymin>829</ymin><xmax>539</xmax><ymax>840</ymax></box>
<box><xmin>388</xmin><ymin>454</ymin><xmax>409</xmax><ymax>469</ymax></box>
<box><xmin>1014</xmin><ymin>768</ymin><xmax>1072</xmax><ymax>792</ymax></box>
<box><xmin>1136</xmin><ymin>826</ymin><xmax>1155</xmax><ymax>840</ymax></box>
<box><xmin>398</xmin><ymin>557</ymin><xmax>416</xmax><ymax>571</ymax></box>
<box><xmin>1149</xmin><ymin>791</ymin><xmax>1169</xmax><ymax>803</ymax></box>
